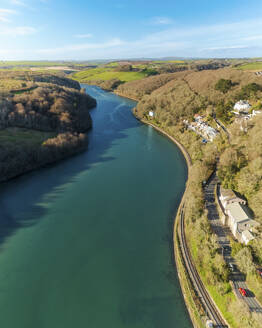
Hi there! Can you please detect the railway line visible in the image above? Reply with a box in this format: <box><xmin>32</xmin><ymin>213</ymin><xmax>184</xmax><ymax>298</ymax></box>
<box><xmin>179</xmin><ymin>205</ymin><xmax>227</xmax><ymax>328</ymax></box>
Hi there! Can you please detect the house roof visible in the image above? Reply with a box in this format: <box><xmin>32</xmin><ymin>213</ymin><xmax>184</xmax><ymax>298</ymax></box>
<box><xmin>220</xmin><ymin>187</ymin><xmax>246</xmax><ymax>203</ymax></box>
<box><xmin>238</xmin><ymin>219</ymin><xmax>260</xmax><ymax>231</ymax></box>
<box><xmin>220</xmin><ymin>187</ymin><xmax>237</xmax><ymax>199</ymax></box>
<box><xmin>226</xmin><ymin>202</ymin><xmax>252</xmax><ymax>223</ymax></box>
<box><xmin>242</xmin><ymin>230</ymin><xmax>254</xmax><ymax>243</ymax></box>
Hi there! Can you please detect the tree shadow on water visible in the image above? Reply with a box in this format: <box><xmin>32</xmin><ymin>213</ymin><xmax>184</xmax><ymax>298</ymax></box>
<box><xmin>0</xmin><ymin>86</ymin><xmax>140</xmax><ymax>248</ymax></box>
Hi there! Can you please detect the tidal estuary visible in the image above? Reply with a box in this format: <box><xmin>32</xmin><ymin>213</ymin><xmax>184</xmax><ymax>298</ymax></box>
<box><xmin>0</xmin><ymin>85</ymin><xmax>192</xmax><ymax>328</ymax></box>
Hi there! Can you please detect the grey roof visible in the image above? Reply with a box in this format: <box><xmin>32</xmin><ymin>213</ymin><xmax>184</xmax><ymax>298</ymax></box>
<box><xmin>226</xmin><ymin>203</ymin><xmax>252</xmax><ymax>223</ymax></box>
<box><xmin>220</xmin><ymin>187</ymin><xmax>237</xmax><ymax>199</ymax></box>
<box><xmin>242</xmin><ymin>230</ymin><xmax>254</xmax><ymax>242</ymax></box>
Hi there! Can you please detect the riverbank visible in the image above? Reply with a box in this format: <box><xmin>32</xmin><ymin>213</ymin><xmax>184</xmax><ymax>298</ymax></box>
<box><xmin>0</xmin><ymin>132</ymin><xmax>89</xmax><ymax>183</ymax></box>
<box><xmin>82</xmin><ymin>84</ymin><xmax>226</xmax><ymax>327</ymax></box>
<box><xmin>113</xmin><ymin>91</ymin><xmax>140</xmax><ymax>102</ymax></box>
<box><xmin>114</xmin><ymin>87</ymin><xmax>209</xmax><ymax>327</ymax></box>
<box><xmin>0</xmin><ymin>84</ymin><xmax>192</xmax><ymax>328</ymax></box>
<box><xmin>0</xmin><ymin>76</ymin><xmax>96</xmax><ymax>183</ymax></box>
<box><xmin>132</xmin><ymin>113</ymin><xmax>206</xmax><ymax>328</ymax></box>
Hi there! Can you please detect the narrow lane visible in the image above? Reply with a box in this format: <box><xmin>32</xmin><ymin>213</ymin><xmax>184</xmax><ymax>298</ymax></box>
<box><xmin>204</xmin><ymin>174</ymin><xmax>262</xmax><ymax>313</ymax></box>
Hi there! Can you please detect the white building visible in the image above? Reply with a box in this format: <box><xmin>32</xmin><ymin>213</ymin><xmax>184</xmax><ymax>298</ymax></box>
<box><xmin>225</xmin><ymin>202</ymin><xmax>251</xmax><ymax>237</ymax></box>
<box><xmin>242</xmin><ymin>230</ymin><xmax>255</xmax><ymax>245</ymax></box>
<box><xmin>184</xmin><ymin>116</ymin><xmax>218</xmax><ymax>142</ymax></box>
<box><xmin>233</xmin><ymin>100</ymin><xmax>251</xmax><ymax>114</ymax></box>
<box><xmin>149</xmin><ymin>111</ymin><xmax>154</xmax><ymax>117</ymax></box>
<box><xmin>219</xmin><ymin>187</ymin><xmax>259</xmax><ymax>244</ymax></box>
<box><xmin>219</xmin><ymin>187</ymin><xmax>246</xmax><ymax>209</ymax></box>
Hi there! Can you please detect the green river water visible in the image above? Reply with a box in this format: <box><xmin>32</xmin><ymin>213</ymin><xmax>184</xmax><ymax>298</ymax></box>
<box><xmin>0</xmin><ymin>85</ymin><xmax>192</xmax><ymax>328</ymax></box>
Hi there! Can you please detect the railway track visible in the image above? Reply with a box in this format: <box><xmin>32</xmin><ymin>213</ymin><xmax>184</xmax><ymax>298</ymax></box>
<box><xmin>179</xmin><ymin>205</ymin><xmax>227</xmax><ymax>328</ymax></box>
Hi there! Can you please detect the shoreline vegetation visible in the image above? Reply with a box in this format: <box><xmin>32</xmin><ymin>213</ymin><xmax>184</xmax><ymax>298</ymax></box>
<box><xmin>110</xmin><ymin>67</ymin><xmax>262</xmax><ymax>327</ymax></box>
<box><xmin>0</xmin><ymin>72</ymin><xmax>96</xmax><ymax>182</ymax></box>
<box><xmin>137</xmin><ymin>119</ymin><xmax>199</xmax><ymax>327</ymax></box>
<box><xmin>2</xmin><ymin>60</ymin><xmax>262</xmax><ymax>327</ymax></box>
<box><xmin>133</xmin><ymin>115</ymin><xmax>207</xmax><ymax>328</ymax></box>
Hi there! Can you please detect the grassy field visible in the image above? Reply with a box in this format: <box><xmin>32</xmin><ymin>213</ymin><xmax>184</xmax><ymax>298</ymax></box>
<box><xmin>0</xmin><ymin>79</ymin><xmax>31</xmax><ymax>91</ymax></box>
<box><xmin>0</xmin><ymin>128</ymin><xmax>55</xmax><ymax>146</ymax></box>
<box><xmin>72</xmin><ymin>67</ymin><xmax>148</xmax><ymax>82</ymax></box>
<box><xmin>0</xmin><ymin>79</ymin><xmax>24</xmax><ymax>90</ymax></box>
<box><xmin>0</xmin><ymin>61</ymin><xmax>100</xmax><ymax>69</ymax></box>
<box><xmin>153</xmin><ymin>60</ymin><xmax>185</xmax><ymax>64</ymax></box>
<box><xmin>237</xmin><ymin>62</ymin><xmax>262</xmax><ymax>71</ymax></box>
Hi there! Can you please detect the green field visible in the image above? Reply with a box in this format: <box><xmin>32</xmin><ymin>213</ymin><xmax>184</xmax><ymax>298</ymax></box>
<box><xmin>0</xmin><ymin>128</ymin><xmax>55</xmax><ymax>146</ymax></box>
<box><xmin>72</xmin><ymin>67</ymin><xmax>148</xmax><ymax>82</ymax></box>
<box><xmin>153</xmin><ymin>60</ymin><xmax>185</xmax><ymax>64</ymax></box>
<box><xmin>0</xmin><ymin>61</ymin><xmax>100</xmax><ymax>69</ymax></box>
<box><xmin>0</xmin><ymin>79</ymin><xmax>27</xmax><ymax>91</ymax></box>
<box><xmin>237</xmin><ymin>62</ymin><xmax>262</xmax><ymax>71</ymax></box>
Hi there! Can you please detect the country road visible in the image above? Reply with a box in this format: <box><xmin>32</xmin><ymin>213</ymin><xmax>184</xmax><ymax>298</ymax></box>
<box><xmin>203</xmin><ymin>173</ymin><xmax>262</xmax><ymax>313</ymax></box>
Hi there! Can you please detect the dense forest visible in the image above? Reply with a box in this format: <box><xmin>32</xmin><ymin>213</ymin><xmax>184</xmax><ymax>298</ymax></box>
<box><xmin>0</xmin><ymin>72</ymin><xmax>96</xmax><ymax>182</ymax></box>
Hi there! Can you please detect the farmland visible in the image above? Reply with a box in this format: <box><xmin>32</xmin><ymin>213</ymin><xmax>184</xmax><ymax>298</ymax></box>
<box><xmin>72</xmin><ymin>67</ymin><xmax>148</xmax><ymax>83</ymax></box>
<box><xmin>0</xmin><ymin>128</ymin><xmax>55</xmax><ymax>146</ymax></box>
<box><xmin>237</xmin><ymin>62</ymin><xmax>262</xmax><ymax>71</ymax></box>
<box><xmin>0</xmin><ymin>79</ymin><xmax>30</xmax><ymax>92</ymax></box>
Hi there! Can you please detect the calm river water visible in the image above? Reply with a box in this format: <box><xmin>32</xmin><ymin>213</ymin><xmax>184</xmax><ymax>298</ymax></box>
<box><xmin>0</xmin><ymin>85</ymin><xmax>192</xmax><ymax>328</ymax></box>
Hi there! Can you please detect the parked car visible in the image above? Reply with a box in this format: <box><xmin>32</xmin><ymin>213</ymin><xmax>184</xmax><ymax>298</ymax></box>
<box><xmin>228</xmin><ymin>262</ymin><xmax>237</xmax><ymax>272</ymax></box>
<box><xmin>223</xmin><ymin>245</ymin><xmax>231</xmax><ymax>252</ymax></box>
<box><xmin>206</xmin><ymin>319</ymin><xmax>213</xmax><ymax>328</ymax></box>
<box><xmin>256</xmin><ymin>268</ymin><xmax>262</xmax><ymax>277</ymax></box>
<box><xmin>239</xmin><ymin>287</ymin><xmax>247</xmax><ymax>297</ymax></box>
<box><xmin>222</xmin><ymin>245</ymin><xmax>231</xmax><ymax>255</ymax></box>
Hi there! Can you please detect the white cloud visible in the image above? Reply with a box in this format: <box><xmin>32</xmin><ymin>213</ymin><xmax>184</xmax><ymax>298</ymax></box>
<box><xmin>74</xmin><ymin>33</ymin><xmax>93</xmax><ymax>39</ymax></box>
<box><xmin>148</xmin><ymin>16</ymin><xmax>174</xmax><ymax>26</ymax></box>
<box><xmin>10</xmin><ymin>0</ymin><xmax>26</xmax><ymax>6</ymax></box>
<box><xmin>243</xmin><ymin>35</ymin><xmax>262</xmax><ymax>41</ymax></box>
<box><xmin>205</xmin><ymin>45</ymin><xmax>249</xmax><ymax>51</ymax></box>
<box><xmin>37</xmin><ymin>38</ymin><xmax>124</xmax><ymax>55</ymax></box>
<box><xmin>0</xmin><ymin>8</ymin><xmax>17</xmax><ymax>23</ymax></box>
<box><xmin>2</xmin><ymin>17</ymin><xmax>262</xmax><ymax>60</ymax></box>
<box><xmin>0</xmin><ymin>16</ymin><xmax>10</xmax><ymax>23</ymax></box>
<box><xmin>0</xmin><ymin>9</ymin><xmax>16</xmax><ymax>14</ymax></box>
<box><xmin>0</xmin><ymin>26</ymin><xmax>37</xmax><ymax>37</ymax></box>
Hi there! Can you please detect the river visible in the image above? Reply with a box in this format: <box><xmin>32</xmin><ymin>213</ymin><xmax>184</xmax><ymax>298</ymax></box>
<box><xmin>0</xmin><ymin>85</ymin><xmax>192</xmax><ymax>328</ymax></box>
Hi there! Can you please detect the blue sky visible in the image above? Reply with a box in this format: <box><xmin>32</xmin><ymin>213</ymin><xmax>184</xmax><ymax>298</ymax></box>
<box><xmin>0</xmin><ymin>0</ymin><xmax>262</xmax><ymax>60</ymax></box>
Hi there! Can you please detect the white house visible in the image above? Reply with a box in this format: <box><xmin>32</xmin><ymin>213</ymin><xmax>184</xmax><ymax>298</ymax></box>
<box><xmin>225</xmin><ymin>202</ymin><xmax>251</xmax><ymax>237</ymax></box>
<box><xmin>149</xmin><ymin>111</ymin><xmax>154</xmax><ymax>117</ymax></box>
<box><xmin>219</xmin><ymin>187</ymin><xmax>246</xmax><ymax>209</ymax></box>
<box><xmin>233</xmin><ymin>100</ymin><xmax>251</xmax><ymax>114</ymax></box>
<box><xmin>219</xmin><ymin>187</ymin><xmax>259</xmax><ymax>244</ymax></box>
<box><xmin>241</xmin><ymin>230</ymin><xmax>255</xmax><ymax>245</ymax></box>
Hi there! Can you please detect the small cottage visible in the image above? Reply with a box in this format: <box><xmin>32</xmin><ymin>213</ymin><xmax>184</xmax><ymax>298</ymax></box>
<box><xmin>149</xmin><ymin>111</ymin><xmax>154</xmax><ymax>118</ymax></box>
<box><xmin>241</xmin><ymin>230</ymin><xmax>255</xmax><ymax>245</ymax></box>
<box><xmin>225</xmin><ymin>202</ymin><xmax>252</xmax><ymax>237</ymax></box>
<box><xmin>219</xmin><ymin>187</ymin><xmax>246</xmax><ymax>209</ymax></box>
<box><xmin>219</xmin><ymin>187</ymin><xmax>260</xmax><ymax>244</ymax></box>
<box><xmin>233</xmin><ymin>100</ymin><xmax>251</xmax><ymax>114</ymax></box>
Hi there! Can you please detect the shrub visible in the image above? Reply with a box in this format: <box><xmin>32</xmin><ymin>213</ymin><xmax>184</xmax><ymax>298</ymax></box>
<box><xmin>215</xmin><ymin>79</ymin><xmax>233</xmax><ymax>93</ymax></box>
